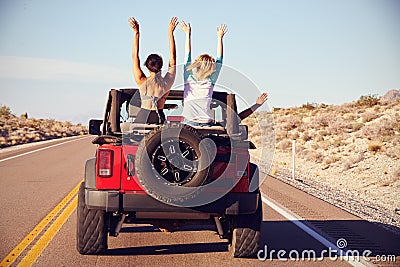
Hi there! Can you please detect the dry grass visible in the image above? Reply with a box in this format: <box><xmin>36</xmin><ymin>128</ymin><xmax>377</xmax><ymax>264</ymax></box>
<box><xmin>361</xmin><ymin>112</ymin><xmax>380</xmax><ymax>123</ymax></box>
<box><xmin>278</xmin><ymin>140</ymin><xmax>292</xmax><ymax>151</ymax></box>
<box><xmin>0</xmin><ymin>107</ymin><xmax>88</xmax><ymax>147</ymax></box>
<box><xmin>342</xmin><ymin>153</ymin><xmax>365</xmax><ymax>171</ymax></box>
<box><xmin>385</xmin><ymin>146</ymin><xmax>400</xmax><ymax>159</ymax></box>
<box><xmin>248</xmin><ymin>94</ymin><xmax>400</xmax><ymax>175</ymax></box>
<box><xmin>367</xmin><ymin>140</ymin><xmax>383</xmax><ymax>153</ymax></box>
<box><xmin>249</xmin><ymin>92</ymin><xmax>400</xmax><ymax>216</ymax></box>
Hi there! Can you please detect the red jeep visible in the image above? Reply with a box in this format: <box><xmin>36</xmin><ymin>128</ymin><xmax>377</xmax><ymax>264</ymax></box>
<box><xmin>77</xmin><ymin>88</ymin><xmax>262</xmax><ymax>257</ymax></box>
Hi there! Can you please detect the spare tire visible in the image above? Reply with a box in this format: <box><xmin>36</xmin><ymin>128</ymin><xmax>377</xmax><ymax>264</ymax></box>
<box><xmin>135</xmin><ymin>123</ymin><xmax>214</xmax><ymax>204</ymax></box>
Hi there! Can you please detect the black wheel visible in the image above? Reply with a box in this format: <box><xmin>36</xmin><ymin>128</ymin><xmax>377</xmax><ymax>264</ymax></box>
<box><xmin>151</xmin><ymin>137</ymin><xmax>199</xmax><ymax>186</ymax></box>
<box><xmin>76</xmin><ymin>182</ymin><xmax>108</xmax><ymax>255</ymax></box>
<box><xmin>229</xmin><ymin>195</ymin><xmax>262</xmax><ymax>258</ymax></box>
<box><xmin>135</xmin><ymin>123</ymin><xmax>213</xmax><ymax>204</ymax></box>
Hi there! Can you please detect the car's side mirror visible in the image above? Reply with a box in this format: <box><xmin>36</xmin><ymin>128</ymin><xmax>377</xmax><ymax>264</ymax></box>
<box><xmin>89</xmin><ymin>119</ymin><xmax>103</xmax><ymax>135</ymax></box>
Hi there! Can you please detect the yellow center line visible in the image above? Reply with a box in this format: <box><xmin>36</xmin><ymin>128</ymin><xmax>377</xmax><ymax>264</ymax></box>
<box><xmin>18</xmin><ymin>196</ymin><xmax>78</xmax><ymax>267</ymax></box>
<box><xmin>0</xmin><ymin>180</ymin><xmax>82</xmax><ymax>267</ymax></box>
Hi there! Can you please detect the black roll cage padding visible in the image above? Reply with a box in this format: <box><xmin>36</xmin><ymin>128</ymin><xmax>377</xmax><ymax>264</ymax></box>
<box><xmin>102</xmin><ymin>88</ymin><xmax>237</xmax><ymax>135</ymax></box>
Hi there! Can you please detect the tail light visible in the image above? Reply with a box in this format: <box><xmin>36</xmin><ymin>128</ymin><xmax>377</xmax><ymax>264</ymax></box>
<box><xmin>98</xmin><ymin>149</ymin><xmax>113</xmax><ymax>178</ymax></box>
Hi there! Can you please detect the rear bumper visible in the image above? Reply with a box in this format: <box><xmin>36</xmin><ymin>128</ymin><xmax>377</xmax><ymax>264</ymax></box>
<box><xmin>85</xmin><ymin>189</ymin><xmax>259</xmax><ymax>215</ymax></box>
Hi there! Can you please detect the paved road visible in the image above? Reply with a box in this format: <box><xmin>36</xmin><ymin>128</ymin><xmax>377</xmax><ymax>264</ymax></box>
<box><xmin>0</xmin><ymin>137</ymin><xmax>95</xmax><ymax>260</ymax></box>
<box><xmin>0</xmin><ymin>137</ymin><xmax>399</xmax><ymax>266</ymax></box>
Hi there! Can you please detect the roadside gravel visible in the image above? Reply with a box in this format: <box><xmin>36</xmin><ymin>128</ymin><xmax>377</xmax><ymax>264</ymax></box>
<box><xmin>252</xmin><ymin>150</ymin><xmax>400</xmax><ymax>235</ymax></box>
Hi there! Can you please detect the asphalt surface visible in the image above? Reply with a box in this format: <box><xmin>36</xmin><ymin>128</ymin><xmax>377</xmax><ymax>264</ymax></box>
<box><xmin>0</xmin><ymin>136</ymin><xmax>399</xmax><ymax>266</ymax></box>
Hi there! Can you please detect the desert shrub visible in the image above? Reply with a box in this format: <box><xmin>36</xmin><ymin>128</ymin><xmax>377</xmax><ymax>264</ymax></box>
<box><xmin>0</xmin><ymin>105</ymin><xmax>12</xmax><ymax>116</ymax></box>
<box><xmin>278</xmin><ymin>139</ymin><xmax>292</xmax><ymax>151</ymax></box>
<box><xmin>318</xmin><ymin>140</ymin><xmax>330</xmax><ymax>150</ymax></box>
<box><xmin>275</xmin><ymin>130</ymin><xmax>288</xmax><ymax>142</ymax></box>
<box><xmin>289</xmin><ymin>130</ymin><xmax>300</xmax><ymax>140</ymax></box>
<box><xmin>313</xmin><ymin>134</ymin><xmax>324</xmax><ymax>142</ymax></box>
<box><xmin>355</xmin><ymin>94</ymin><xmax>380</xmax><ymax>107</ymax></box>
<box><xmin>323</xmin><ymin>155</ymin><xmax>339</xmax><ymax>165</ymax></box>
<box><xmin>361</xmin><ymin>117</ymin><xmax>395</xmax><ymax>140</ymax></box>
<box><xmin>385</xmin><ymin>146</ymin><xmax>400</xmax><ymax>159</ymax></box>
<box><xmin>342</xmin><ymin>161</ymin><xmax>352</xmax><ymax>171</ymax></box>
<box><xmin>361</xmin><ymin>112</ymin><xmax>380</xmax><ymax>123</ymax></box>
<box><xmin>342</xmin><ymin>153</ymin><xmax>364</xmax><ymax>170</ymax></box>
<box><xmin>283</xmin><ymin>108</ymin><xmax>298</xmax><ymax>116</ymax></box>
<box><xmin>301</xmin><ymin>102</ymin><xmax>317</xmax><ymax>110</ymax></box>
<box><xmin>368</xmin><ymin>140</ymin><xmax>383</xmax><ymax>153</ymax></box>
<box><xmin>351</xmin><ymin>122</ymin><xmax>364</xmax><ymax>132</ymax></box>
<box><xmin>281</xmin><ymin>114</ymin><xmax>302</xmax><ymax>131</ymax></box>
<box><xmin>318</xmin><ymin>129</ymin><xmax>329</xmax><ymax>136</ymax></box>
<box><xmin>393</xmin><ymin>113</ymin><xmax>400</xmax><ymax>132</ymax></box>
<box><xmin>336</xmin><ymin>104</ymin><xmax>355</xmax><ymax>115</ymax></box>
<box><xmin>300</xmin><ymin>149</ymin><xmax>324</xmax><ymax>163</ymax></box>
<box><xmin>343</xmin><ymin>113</ymin><xmax>357</xmax><ymax>121</ymax></box>
<box><xmin>330</xmin><ymin>137</ymin><xmax>344</xmax><ymax>148</ymax></box>
<box><xmin>319</xmin><ymin>103</ymin><xmax>328</xmax><ymax>108</ymax></box>
<box><xmin>312</xmin><ymin>114</ymin><xmax>331</xmax><ymax>128</ymax></box>
<box><xmin>328</xmin><ymin>118</ymin><xmax>353</xmax><ymax>134</ymax></box>
<box><xmin>301</xmin><ymin>132</ymin><xmax>312</xmax><ymax>142</ymax></box>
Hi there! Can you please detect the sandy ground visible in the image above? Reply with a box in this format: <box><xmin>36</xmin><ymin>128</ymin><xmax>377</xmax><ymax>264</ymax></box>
<box><xmin>251</xmin><ymin>148</ymin><xmax>400</xmax><ymax>231</ymax></box>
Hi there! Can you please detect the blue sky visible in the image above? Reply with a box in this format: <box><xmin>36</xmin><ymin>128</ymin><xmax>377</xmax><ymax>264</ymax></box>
<box><xmin>0</xmin><ymin>0</ymin><xmax>399</xmax><ymax>124</ymax></box>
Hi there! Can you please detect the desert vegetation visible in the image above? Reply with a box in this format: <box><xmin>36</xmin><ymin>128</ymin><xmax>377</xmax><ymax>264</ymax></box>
<box><xmin>0</xmin><ymin>105</ymin><xmax>88</xmax><ymax>147</ymax></box>
<box><xmin>245</xmin><ymin>90</ymin><xmax>400</xmax><ymax>221</ymax></box>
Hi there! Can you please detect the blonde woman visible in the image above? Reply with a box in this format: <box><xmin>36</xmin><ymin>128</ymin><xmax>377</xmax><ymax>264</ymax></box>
<box><xmin>128</xmin><ymin>16</ymin><xmax>178</xmax><ymax>124</ymax></box>
<box><xmin>179</xmin><ymin>21</ymin><xmax>228</xmax><ymax>126</ymax></box>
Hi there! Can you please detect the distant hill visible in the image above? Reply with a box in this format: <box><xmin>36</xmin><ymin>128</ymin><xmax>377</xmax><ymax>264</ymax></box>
<box><xmin>0</xmin><ymin>106</ymin><xmax>88</xmax><ymax>147</ymax></box>
<box><xmin>381</xmin><ymin>89</ymin><xmax>400</xmax><ymax>102</ymax></box>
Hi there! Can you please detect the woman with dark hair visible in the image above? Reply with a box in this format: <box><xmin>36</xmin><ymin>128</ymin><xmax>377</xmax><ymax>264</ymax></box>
<box><xmin>128</xmin><ymin>16</ymin><xmax>178</xmax><ymax>124</ymax></box>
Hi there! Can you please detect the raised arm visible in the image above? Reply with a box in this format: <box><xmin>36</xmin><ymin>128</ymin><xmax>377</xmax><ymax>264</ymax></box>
<box><xmin>179</xmin><ymin>21</ymin><xmax>191</xmax><ymax>54</ymax></box>
<box><xmin>238</xmin><ymin>92</ymin><xmax>269</xmax><ymax>120</ymax></box>
<box><xmin>210</xmin><ymin>24</ymin><xmax>227</xmax><ymax>84</ymax></box>
<box><xmin>179</xmin><ymin>21</ymin><xmax>192</xmax><ymax>80</ymax></box>
<box><xmin>128</xmin><ymin>17</ymin><xmax>146</xmax><ymax>86</ymax></box>
<box><xmin>216</xmin><ymin>24</ymin><xmax>227</xmax><ymax>58</ymax></box>
<box><xmin>168</xmin><ymin>17</ymin><xmax>178</xmax><ymax>67</ymax></box>
<box><xmin>162</xmin><ymin>17</ymin><xmax>179</xmax><ymax>96</ymax></box>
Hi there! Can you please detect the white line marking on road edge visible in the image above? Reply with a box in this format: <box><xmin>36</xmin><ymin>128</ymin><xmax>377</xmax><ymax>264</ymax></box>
<box><xmin>261</xmin><ymin>195</ymin><xmax>374</xmax><ymax>267</ymax></box>
<box><xmin>0</xmin><ymin>136</ymin><xmax>91</xmax><ymax>163</ymax></box>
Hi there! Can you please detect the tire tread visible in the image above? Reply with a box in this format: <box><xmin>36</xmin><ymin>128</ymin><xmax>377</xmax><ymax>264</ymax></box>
<box><xmin>77</xmin><ymin>183</ymin><xmax>108</xmax><ymax>254</ymax></box>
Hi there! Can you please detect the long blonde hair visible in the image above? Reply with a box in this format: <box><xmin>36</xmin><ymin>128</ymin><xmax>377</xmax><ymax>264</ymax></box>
<box><xmin>186</xmin><ymin>54</ymin><xmax>216</xmax><ymax>81</ymax></box>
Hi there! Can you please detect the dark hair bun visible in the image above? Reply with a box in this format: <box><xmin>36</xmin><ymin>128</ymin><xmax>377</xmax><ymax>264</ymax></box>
<box><xmin>145</xmin><ymin>54</ymin><xmax>163</xmax><ymax>73</ymax></box>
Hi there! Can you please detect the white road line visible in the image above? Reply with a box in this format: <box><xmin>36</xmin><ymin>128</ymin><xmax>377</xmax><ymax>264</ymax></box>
<box><xmin>0</xmin><ymin>136</ymin><xmax>90</xmax><ymax>163</ymax></box>
<box><xmin>261</xmin><ymin>195</ymin><xmax>374</xmax><ymax>267</ymax></box>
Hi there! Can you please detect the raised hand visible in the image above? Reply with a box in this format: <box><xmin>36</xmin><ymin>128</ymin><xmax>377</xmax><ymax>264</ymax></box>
<box><xmin>216</xmin><ymin>24</ymin><xmax>228</xmax><ymax>39</ymax></box>
<box><xmin>128</xmin><ymin>17</ymin><xmax>139</xmax><ymax>33</ymax></box>
<box><xmin>179</xmin><ymin>21</ymin><xmax>191</xmax><ymax>35</ymax></box>
<box><xmin>169</xmin><ymin>17</ymin><xmax>178</xmax><ymax>34</ymax></box>
<box><xmin>256</xmin><ymin>92</ymin><xmax>268</xmax><ymax>105</ymax></box>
